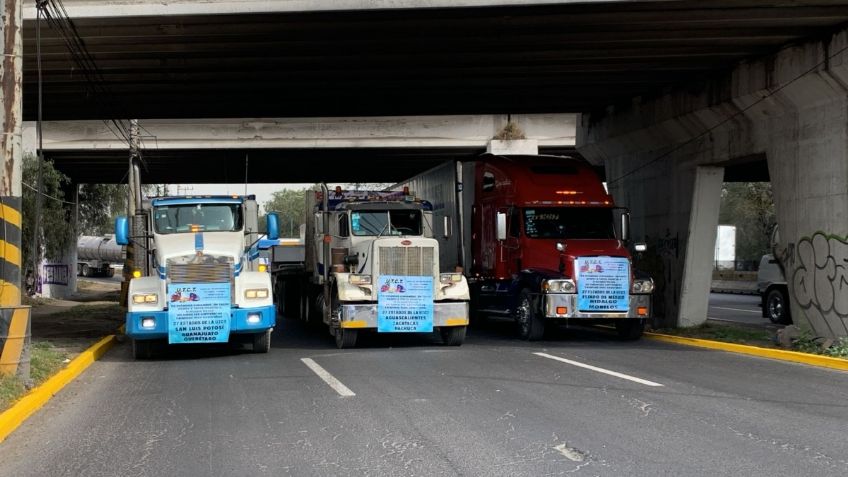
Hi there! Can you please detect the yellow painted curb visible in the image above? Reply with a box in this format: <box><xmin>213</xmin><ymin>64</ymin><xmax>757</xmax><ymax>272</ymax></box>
<box><xmin>645</xmin><ymin>332</ymin><xmax>848</xmax><ymax>371</ymax></box>
<box><xmin>0</xmin><ymin>334</ymin><xmax>117</xmax><ymax>443</ymax></box>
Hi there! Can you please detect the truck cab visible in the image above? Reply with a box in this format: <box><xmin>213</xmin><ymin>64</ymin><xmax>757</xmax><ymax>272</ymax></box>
<box><xmin>117</xmin><ymin>195</ymin><xmax>280</xmax><ymax>358</ymax></box>
<box><xmin>306</xmin><ymin>189</ymin><xmax>470</xmax><ymax>348</ymax></box>
<box><xmin>470</xmin><ymin>156</ymin><xmax>653</xmax><ymax>340</ymax></box>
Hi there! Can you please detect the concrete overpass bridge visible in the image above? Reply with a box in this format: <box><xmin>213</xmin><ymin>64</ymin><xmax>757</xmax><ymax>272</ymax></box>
<box><xmin>3</xmin><ymin>0</ymin><xmax>848</xmax><ymax>337</ymax></box>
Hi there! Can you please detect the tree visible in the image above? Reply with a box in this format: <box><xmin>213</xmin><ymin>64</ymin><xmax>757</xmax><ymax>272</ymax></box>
<box><xmin>263</xmin><ymin>189</ymin><xmax>306</xmax><ymax>237</ymax></box>
<box><xmin>78</xmin><ymin>184</ymin><xmax>128</xmax><ymax>235</ymax></box>
<box><xmin>718</xmin><ymin>182</ymin><xmax>777</xmax><ymax>263</ymax></box>
<box><xmin>22</xmin><ymin>154</ymin><xmax>75</xmax><ymax>275</ymax></box>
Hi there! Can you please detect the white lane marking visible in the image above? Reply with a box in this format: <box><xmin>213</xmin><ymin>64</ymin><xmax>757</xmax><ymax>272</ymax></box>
<box><xmin>301</xmin><ymin>358</ymin><xmax>356</xmax><ymax>397</ymax></box>
<box><xmin>712</xmin><ymin>306</ymin><xmax>760</xmax><ymax>314</ymax></box>
<box><xmin>534</xmin><ymin>352</ymin><xmax>664</xmax><ymax>387</ymax></box>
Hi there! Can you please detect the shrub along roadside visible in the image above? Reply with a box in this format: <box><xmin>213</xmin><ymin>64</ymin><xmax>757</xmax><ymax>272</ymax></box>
<box><xmin>0</xmin><ymin>342</ymin><xmax>68</xmax><ymax>411</ymax></box>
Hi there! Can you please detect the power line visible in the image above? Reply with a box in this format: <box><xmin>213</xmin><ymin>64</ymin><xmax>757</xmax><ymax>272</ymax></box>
<box><xmin>22</xmin><ymin>181</ymin><xmax>76</xmax><ymax>206</ymax></box>
<box><xmin>607</xmin><ymin>39</ymin><xmax>848</xmax><ymax>187</ymax></box>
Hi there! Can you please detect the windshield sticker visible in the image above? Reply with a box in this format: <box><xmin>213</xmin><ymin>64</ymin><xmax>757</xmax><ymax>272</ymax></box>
<box><xmin>351</xmin><ymin>212</ymin><xmax>361</xmax><ymax>232</ymax></box>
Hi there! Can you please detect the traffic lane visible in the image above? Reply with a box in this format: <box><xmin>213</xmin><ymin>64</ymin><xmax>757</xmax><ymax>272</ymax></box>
<box><xmin>708</xmin><ymin>292</ymin><xmax>766</xmax><ymax>325</ymax></box>
<box><xmin>311</xmin><ymin>327</ymin><xmax>848</xmax><ymax>476</ymax></box>
<box><xmin>0</xmin><ymin>321</ymin><xmax>846</xmax><ymax>476</ymax></box>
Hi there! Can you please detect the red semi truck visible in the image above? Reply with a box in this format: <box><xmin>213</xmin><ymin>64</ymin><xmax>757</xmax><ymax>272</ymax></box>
<box><xmin>396</xmin><ymin>154</ymin><xmax>653</xmax><ymax>340</ymax></box>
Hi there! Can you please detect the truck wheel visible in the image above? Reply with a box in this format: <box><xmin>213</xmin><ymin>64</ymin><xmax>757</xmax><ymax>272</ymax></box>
<box><xmin>106</xmin><ymin>267</ymin><xmax>115</xmax><ymax>278</ymax></box>
<box><xmin>81</xmin><ymin>264</ymin><xmax>91</xmax><ymax>277</ymax></box>
<box><xmin>334</xmin><ymin>327</ymin><xmax>358</xmax><ymax>349</ymax></box>
<box><xmin>515</xmin><ymin>289</ymin><xmax>545</xmax><ymax>341</ymax></box>
<box><xmin>440</xmin><ymin>326</ymin><xmax>466</xmax><ymax>346</ymax></box>
<box><xmin>766</xmin><ymin>289</ymin><xmax>792</xmax><ymax>324</ymax></box>
<box><xmin>615</xmin><ymin>320</ymin><xmax>644</xmax><ymax>340</ymax></box>
<box><xmin>252</xmin><ymin>329</ymin><xmax>271</xmax><ymax>353</ymax></box>
<box><xmin>132</xmin><ymin>339</ymin><xmax>154</xmax><ymax>359</ymax></box>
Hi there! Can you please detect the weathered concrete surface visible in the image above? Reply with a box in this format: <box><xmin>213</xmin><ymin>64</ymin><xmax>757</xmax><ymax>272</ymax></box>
<box><xmin>23</xmin><ymin>0</ymin><xmax>621</xmax><ymax>18</ymax></box>
<box><xmin>22</xmin><ymin>114</ymin><xmax>575</xmax><ymax>151</ymax></box>
<box><xmin>578</xmin><ymin>26</ymin><xmax>848</xmax><ymax>337</ymax></box>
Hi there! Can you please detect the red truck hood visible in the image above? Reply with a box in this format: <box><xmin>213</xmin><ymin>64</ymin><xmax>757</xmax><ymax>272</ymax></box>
<box><xmin>522</xmin><ymin>239</ymin><xmax>630</xmax><ymax>278</ymax></box>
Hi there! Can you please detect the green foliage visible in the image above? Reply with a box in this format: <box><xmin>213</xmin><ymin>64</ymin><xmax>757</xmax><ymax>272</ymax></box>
<box><xmin>78</xmin><ymin>184</ymin><xmax>129</xmax><ymax>235</ymax></box>
<box><xmin>792</xmin><ymin>330</ymin><xmax>848</xmax><ymax>359</ymax></box>
<box><xmin>718</xmin><ymin>182</ymin><xmax>776</xmax><ymax>262</ymax></box>
<box><xmin>263</xmin><ymin>189</ymin><xmax>306</xmax><ymax>237</ymax></box>
<box><xmin>22</xmin><ymin>154</ymin><xmax>74</xmax><ymax>271</ymax></box>
<box><xmin>0</xmin><ymin>341</ymin><xmax>68</xmax><ymax>411</ymax></box>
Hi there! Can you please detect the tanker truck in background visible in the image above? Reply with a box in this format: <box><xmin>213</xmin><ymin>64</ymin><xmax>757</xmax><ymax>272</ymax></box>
<box><xmin>115</xmin><ymin>195</ymin><xmax>280</xmax><ymax>358</ymax></box>
<box><xmin>77</xmin><ymin>235</ymin><xmax>122</xmax><ymax>277</ymax></box>
<box><xmin>395</xmin><ymin>154</ymin><xmax>654</xmax><ymax>340</ymax></box>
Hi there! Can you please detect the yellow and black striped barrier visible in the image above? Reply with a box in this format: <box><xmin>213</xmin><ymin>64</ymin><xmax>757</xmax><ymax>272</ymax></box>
<box><xmin>0</xmin><ymin>196</ymin><xmax>31</xmax><ymax>378</ymax></box>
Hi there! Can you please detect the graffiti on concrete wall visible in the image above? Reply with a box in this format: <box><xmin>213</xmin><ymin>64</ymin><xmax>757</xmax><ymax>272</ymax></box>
<box><xmin>791</xmin><ymin>232</ymin><xmax>848</xmax><ymax>336</ymax></box>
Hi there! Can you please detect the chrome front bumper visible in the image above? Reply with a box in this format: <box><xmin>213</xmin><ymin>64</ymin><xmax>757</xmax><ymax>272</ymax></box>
<box><xmin>338</xmin><ymin>301</ymin><xmax>469</xmax><ymax>329</ymax></box>
<box><xmin>544</xmin><ymin>293</ymin><xmax>651</xmax><ymax>319</ymax></box>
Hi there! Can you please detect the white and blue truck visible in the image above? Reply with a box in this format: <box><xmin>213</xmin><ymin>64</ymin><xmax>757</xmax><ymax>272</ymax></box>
<box><xmin>116</xmin><ymin>195</ymin><xmax>280</xmax><ymax>359</ymax></box>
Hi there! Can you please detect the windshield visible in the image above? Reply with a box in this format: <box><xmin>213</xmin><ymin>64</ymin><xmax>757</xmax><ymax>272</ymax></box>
<box><xmin>351</xmin><ymin>210</ymin><xmax>422</xmax><ymax>236</ymax></box>
<box><xmin>153</xmin><ymin>204</ymin><xmax>243</xmax><ymax>234</ymax></box>
<box><xmin>523</xmin><ymin>208</ymin><xmax>615</xmax><ymax>239</ymax></box>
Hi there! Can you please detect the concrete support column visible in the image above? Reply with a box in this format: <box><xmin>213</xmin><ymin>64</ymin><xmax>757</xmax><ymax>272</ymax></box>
<box><xmin>0</xmin><ymin>0</ymin><xmax>31</xmax><ymax>379</ymax></box>
<box><xmin>678</xmin><ymin>166</ymin><xmax>724</xmax><ymax>327</ymax></box>
<box><xmin>745</xmin><ymin>37</ymin><xmax>848</xmax><ymax>337</ymax></box>
<box><xmin>603</xmin><ymin>148</ymin><xmax>723</xmax><ymax>328</ymax></box>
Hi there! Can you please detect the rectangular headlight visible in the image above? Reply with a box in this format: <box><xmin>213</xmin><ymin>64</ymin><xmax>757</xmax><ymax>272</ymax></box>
<box><xmin>349</xmin><ymin>274</ymin><xmax>372</xmax><ymax>285</ymax></box>
<box><xmin>245</xmin><ymin>288</ymin><xmax>269</xmax><ymax>299</ymax></box>
<box><xmin>132</xmin><ymin>293</ymin><xmax>158</xmax><ymax>304</ymax></box>
<box><xmin>439</xmin><ymin>273</ymin><xmax>463</xmax><ymax>284</ymax></box>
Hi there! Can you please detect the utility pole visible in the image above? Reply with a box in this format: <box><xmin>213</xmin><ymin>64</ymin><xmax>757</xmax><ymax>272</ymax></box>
<box><xmin>122</xmin><ymin>120</ymin><xmax>144</xmax><ymax>304</ymax></box>
<box><xmin>0</xmin><ymin>0</ymin><xmax>32</xmax><ymax>379</ymax></box>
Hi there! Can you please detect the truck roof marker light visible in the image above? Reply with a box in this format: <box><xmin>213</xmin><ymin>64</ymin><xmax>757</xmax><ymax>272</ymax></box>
<box><xmin>258</xmin><ymin>264</ymin><xmax>268</xmax><ymax>273</ymax></box>
<box><xmin>132</xmin><ymin>269</ymin><xmax>142</xmax><ymax>278</ymax></box>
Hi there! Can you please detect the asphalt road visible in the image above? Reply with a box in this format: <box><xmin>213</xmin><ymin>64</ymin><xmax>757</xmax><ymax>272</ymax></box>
<box><xmin>708</xmin><ymin>293</ymin><xmax>767</xmax><ymax>326</ymax></box>
<box><xmin>0</xmin><ymin>319</ymin><xmax>845</xmax><ymax>477</ymax></box>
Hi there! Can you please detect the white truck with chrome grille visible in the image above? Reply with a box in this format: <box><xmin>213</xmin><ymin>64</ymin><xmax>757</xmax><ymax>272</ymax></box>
<box><xmin>304</xmin><ymin>186</ymin><xmax>470</xmax><ymax>348</ymax></box>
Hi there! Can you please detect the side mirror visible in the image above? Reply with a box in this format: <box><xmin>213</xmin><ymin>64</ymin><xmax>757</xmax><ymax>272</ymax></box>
<box><xmin>443</xmin><ymin>216</ymin><xmax>452</xmax><ymax>239</ymax></box>
<box><xmin>496</xmin><ymin>212</ymin><xmax>507</xmax><ymax>241</ymax></box>
<box><xmin>266</xmin><ymin>213</ymin><xmax>280</xmax><ymax>240</ymax></box>
<box><xmin>620</xmin><ymin>212</ymin><xmax>631</xmax><ymax>242</ymax></box>
<box><xmin>115</xmin><ymin>216</ymin><xmax>130</xmax><ymax>245</ymax></box>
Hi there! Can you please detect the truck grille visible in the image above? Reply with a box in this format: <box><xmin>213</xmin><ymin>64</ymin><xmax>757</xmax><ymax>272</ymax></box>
<box><xmin>379</xmin><ymin>246</ymin><xmax>434</xmax><ymax>276</ymax></box>
<box><xmin>167</xmin><ymin>262</ymin><xmax>232</xmax><ymax>283</ymax></box>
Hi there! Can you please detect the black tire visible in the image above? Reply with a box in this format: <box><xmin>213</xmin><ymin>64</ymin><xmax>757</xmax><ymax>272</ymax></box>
<box><xmin>441</xmin><ymin>326</ymin><xmax>467</xmax><ymax>346</ymax></box>
<box><xmin>515</xmin><ymin>289</ymin><xmax>545</xmax><ymax>341</ymax></box>
<box><xmin>81</xmin><ymin>264</ymin><xmax>91</xmax><ymax>278</ymax></box>
<box><xmin>334</xmin><ymin>327</ymin><xmax>358</xmax><ymax>349</ymax></box>
<box><xmin>106</xmin><ymin>267</ymin><xmax>115</xmax><ymax>278</ymax></box>
<box><xmin>766</xmin><ymin>288</ymin><xmax>792</xmax><ymax>324</ymax></box>
<box><xmin>132</xmin><ymin>339</ymin><xmax>154</xmax><ymax>359</ymax></box>
<box><xmin>252</xmin><ymin>329</ymin><xmax>271</xmax><ymax>353</ymax></box>
<box><xmin>615</xmin><ymin>320</ymin><xmax>644</xmax><ymax>340</ymax></box>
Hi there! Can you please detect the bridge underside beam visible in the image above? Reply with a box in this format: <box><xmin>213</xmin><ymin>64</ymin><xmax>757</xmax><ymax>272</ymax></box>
<box><xmin>24</xmin><ymin>114</ymin><xmax>576</xmax><ymax>183</ymax></box>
